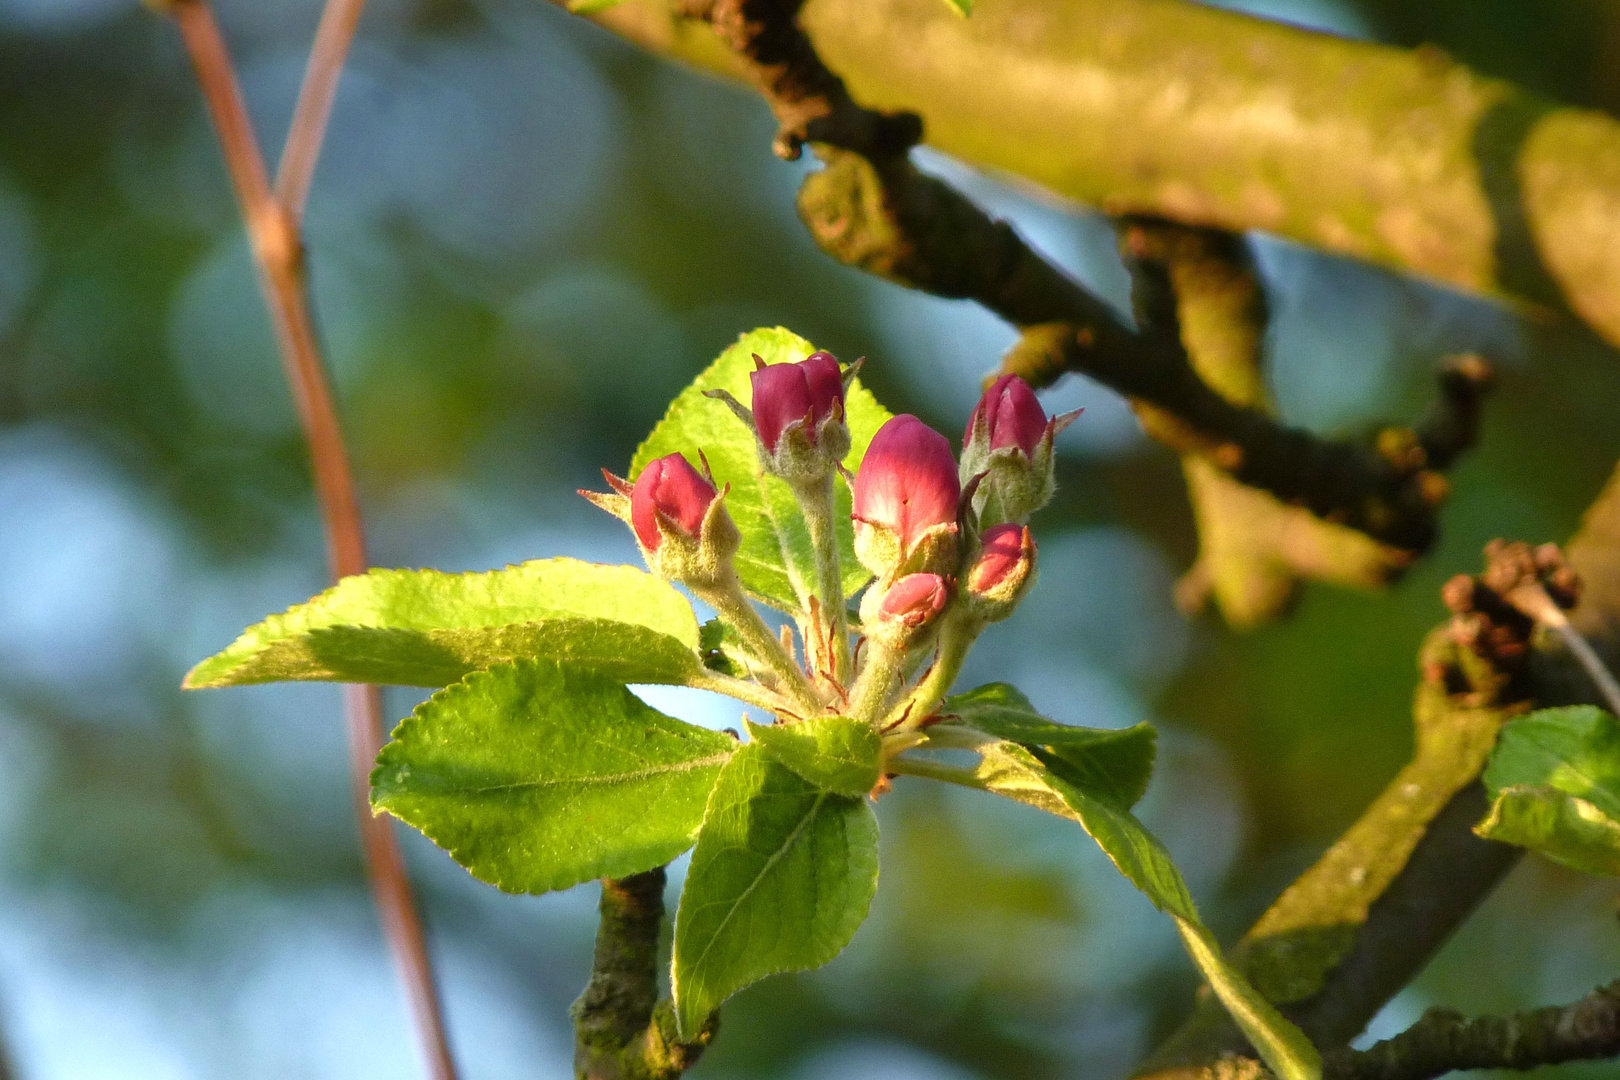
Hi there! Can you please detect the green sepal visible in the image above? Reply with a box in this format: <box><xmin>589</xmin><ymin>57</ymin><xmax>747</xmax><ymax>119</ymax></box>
<box><xmin>671</xmin><ymin>742</ymin><xmax>878</xmax><ymax>1037</ymax></box>
<box><xmin>942</xmin><ymin>683</ymin><xmax>1157</xmax><ymax>809</ymax></box>
<box><xmin>371</xmin><ymin>658</ymin><xmax>735</xmax><ymax>895</ymax></box>
<box><xmin>1476</xmin><ymin>705</ymin><xmax>1620</xmax><ymax>875</ymax></box>
<box><xmin>186</xmin><ymin>558</ymin><xmax>701</xmax><ymax>689</ymax></box>
<box><xmin>633</xmin><ymin>327</ymin><xmax>893</xmax><ymax>614</ymax></box>
<box><xmin>744</xmin><ymin>715</ymin><xmax>882</xmax><ymax>797</ymax></box>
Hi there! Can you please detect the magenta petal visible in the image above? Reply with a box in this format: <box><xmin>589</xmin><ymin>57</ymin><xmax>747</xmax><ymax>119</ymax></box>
<box><xmin>631</xmin><ymin>453</ymin><xmax>717</xmax><ymax>550</ymax></box>
<box><xmin>852</xmin><ymin>415</ymin><xmax>960</xmax><ymax>550</ymax></box>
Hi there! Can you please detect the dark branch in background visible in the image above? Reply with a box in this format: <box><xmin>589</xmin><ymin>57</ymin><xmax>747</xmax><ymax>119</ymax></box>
<box><xmin>1138</xmin><ymin>523</ymin><xmax>1620</xmax><ymax>1080</ymax></box>
<box><xmin>572</xmin><ymin>868</ymin><xmax>715</xmax><ymax>1080</ymax></box>
<box><xmin>152</xmin><ymin>2</ymin><xmax>458</xmax><ymax>1076</ymax></box>
<box><xmin>1323</xmin><ymin>979</ymin><xmax>1620</xmax><ymax>1080</ymax></box>
<box><xmin>659</xmin><ymin>0</ymin><xmax>1490</xmax><ymax>555</ymax></box>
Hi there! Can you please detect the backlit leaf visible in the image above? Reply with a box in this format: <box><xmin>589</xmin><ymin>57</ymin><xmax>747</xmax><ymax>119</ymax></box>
<box><xmin>372</xmin><ymin>659</ymin><xmax>734</xmax><ymax>895</ymax></box>
<box><xmin>671</xmin><ymin>742</ymin><xmax>878</xmax><ymax>1036</ymax></box>
<box><xmin>186</xmin><ymin>558</ymin><xmax>700</xmax><ymax>689</ymax></box>
<box><xmin>944</xmin><ymin>682</ymin><xmax>1157</xmax><ymax>809</ymax></box>
<box><xmin>744</xmin><ymin>715</ymin><xmax>882</xmax><ymax>797</ymax></box>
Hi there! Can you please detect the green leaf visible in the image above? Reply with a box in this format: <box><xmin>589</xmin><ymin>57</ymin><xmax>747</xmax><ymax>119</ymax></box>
<box><xmin>632</xmin><ymin>327</ymin><xmax>893</xmax><ymax>613</ymax></box>
<box><xmin>943</xmin><ymin>683</ymin><xmax>1157</xmax><ymax>809</ymax></box>
<box><xmin>942</xmin><ymin>0</ymin><xmax>973</xmax><ymax>13</ymax></box>
<box><xmin>672</xmin><ymin>742</ymin><xmax>878</xmax><ymax>1037</ymax></box>
<box><xmin>970</xmin><ymin>740</ymin><xmax>1321</xmax><ymax>1080</ymax></box>
<box><xmin>744</xmin><ymin>715</ymin><xmax>882</xmax><ymax>797</ymax></box>
<box><xmin>372</xmin><ymin>659</ymin><xmax>735</xmax><ymax>895</ymax></box>
<box><xmin>699</xmin><ymin>618</ymin><xmax>748</xmax><ymax>678</ymax></box>
<box><xmin>566</xmin><ymin>0</ymin><xmax>624</xmax><ymax>11</ymax></box>
<box><xmin>1476</xmin><ymin>706</ymin><xmax>1620</xmax><ymax>875</ymax></box>
<box><xmin>186</xmin><ymin>558</ymin><xmax>701</xmax><ymax>689</ymax></box>
<box><xmin>1475</xmin><ymin>785</ymin><xmax>1620</xmax><ymax>877</ymax></box>
<box><xmin>1483</xmin><ymin>706</ymin><xmax>1620</xmax><ymax>819</ymax></box>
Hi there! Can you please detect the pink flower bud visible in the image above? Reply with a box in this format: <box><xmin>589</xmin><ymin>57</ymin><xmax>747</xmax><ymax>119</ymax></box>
<box><xmin>966</xmin><ymin>524</ymin><xmax>1036</xmax><ymax>617</ymax></box>
<box><xmin>877</xmin><ymin>572</ymin><xmax>949</xmax><ymax>629</ymax></box>
<box><xmin>631</xmin><ymin>453</ymin><xmax>718</xmax><ymax>551</ymax></box>
<box><xmin>852</xmin><ymin>415</ymin><xmax>961</xmax><ymax>553</ymax></box>
<box><xmin>965</xmin><ymin>374</ymin><xmax>1047</xmax><ymax>458</ymax></box>
<box><xmin>750</xmin><ymin>351</ymin><xmax>845</xmax><ymax>454</ymax></box>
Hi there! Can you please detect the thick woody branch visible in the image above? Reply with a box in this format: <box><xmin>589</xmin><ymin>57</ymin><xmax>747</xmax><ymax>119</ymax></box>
<box><xmin>576</xmin><ymin>0</ymin><xmax>1620</xmax><ymax>354</ymax></box>
<box><xmin>675</xmin><ymin>0</ymin><xmax>1487</xmax><ymax>554</ymax></box>
<box><xmin>1138</xmin><ymin>468</ymin><xmax>1620</xmax><ymax>1080</ymax></box>
<box><xmin>1322</xmin><ymin>979</ymin><xmax>1620</xmax><ymax>1080</ymax></box>
<box><xmin>572</xmin><ymin>868</ymin><xmax>715</xmax><ymax>1080</ymax></box>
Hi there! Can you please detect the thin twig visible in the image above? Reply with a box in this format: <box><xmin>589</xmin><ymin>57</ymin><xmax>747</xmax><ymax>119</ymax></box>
<box><xmin>163</xmin><ymin>3</ymin><xmax>457</xmax><ymax>1077</ymax></box>
<box><xmin>276</xmin><ymin>0</ymin><xmax>367</xmax><ymax>219</ymax></box>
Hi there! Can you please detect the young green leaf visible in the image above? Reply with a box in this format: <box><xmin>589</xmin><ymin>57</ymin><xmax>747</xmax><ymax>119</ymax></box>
<box><xmin>185</xmin><ymin>558</ymin><xmax>701</xmax><ymax>689</ymax></box>
<box><xmin>372</xmin><ymin>658</ymin><xmax>734</xmax><ymax>895</ymax></box>
<box><xmin>672</xmin><ymin>742</ymin><xmax>878</xmax><ymax>1037</ymax></box>
<box><xmin>1475</xmin><ymin>706</ymin><xmax>1620</xmax><ymax>875</ymax></box>
<box><xmin>943</xmin><ymin>683</ymin><xmax>1157</xmax><ymax>809</ymax></box>
<box><xmin>1475</xmin><ymin>785</ymin><xmax>1620</xmax><ymax>876</ymax></box>
<box><xmin>942</xmin><ymin>0</ymin><xmax>973</xmax><ymax>13</ymax></box>
<box><xmin>633</xmin><ymin>327</ymin><xmax>893</xmax><ymax>614</ymax></box>
<box><xmin>744</xmin><ymin>715</ymin><xmax>882</xmax><ymax>797</ymax></box>
<box><xmin>967</xmin><ymin>740</ymin><xmax>1321</xmax><ymax>1080</ymax></box>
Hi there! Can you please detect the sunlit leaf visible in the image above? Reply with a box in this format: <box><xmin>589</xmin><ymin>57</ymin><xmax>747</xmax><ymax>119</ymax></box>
<box><xmin>633</xmin><ymin>327</ymin><xmax>892</xmax><ymax>613</ymax></box>
<box><xmin>1476</xmin><ymin>785</ymin><xmax>1620</xmax><ymax>877</ymax></box>
<box><xmin>970</xmin><ymin>740</ymin><xmax>1321</xmax><ymax>1080</ymax></box>
<box><xmin>672</xmin><ymin>742</ymin><xmax>878</xmax><ymax>1037</ymax></box>
<box><xmin>1476</xmin><ymin>706</ymin><xmax>1620</xmax><ymax>875</ymax></box>
<box><xmin>942</xmin><ymin>0</ymin><xmax>974</xmax><ymax>13</ymax></box>
<box><xmin>943</xmin><ymin>682</ymin><xmax>1157</xmax><ymax>809</ymax></box>
<box><xmin>744</xmin><ymin>715</ymin><xmax>882</xmax><ymax>797</ymax></box>
<box><xmin>185</xmin><ymin>558</ymin><xmax>700</xmax><ymax>689</ymax></box>
<box><xmin>372</xmin><ymin>659</ymin><xmax>735</xmax><ymax>895</ymax></box>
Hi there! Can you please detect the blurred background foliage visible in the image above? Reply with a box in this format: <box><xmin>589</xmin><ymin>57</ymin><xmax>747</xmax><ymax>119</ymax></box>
<box><xmin>0</xmin><ymin>0</ymin><xmax>1618</xmax><ymax>1076</ymax></box>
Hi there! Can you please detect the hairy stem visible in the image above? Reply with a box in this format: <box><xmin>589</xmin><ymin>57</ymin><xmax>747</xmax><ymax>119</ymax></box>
<box><xmin>792</xmin><ymin>474</ymin><xmax>851</xmax><ymax>685</ymax></box>
<box><xmin>162</xmin><ymin>4</ymin><xmax>456</xmax><ymax>1075</ymax></box>
<box><xmin>691</xmin><ymin>573</ymin><xmax>818</xmax><ymax>712</ymax></box>
<box><xmin>883</xmin><ymin>609</ymin><xmax>979</xmax><ymax>730</ymax></box>
<box><xmin>847</xmin><ymin>639</ymin><xmax>906</xmax><ymax>724</ymax></box>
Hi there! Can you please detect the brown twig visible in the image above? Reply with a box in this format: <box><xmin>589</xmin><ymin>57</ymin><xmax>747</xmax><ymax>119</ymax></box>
<box><xmin>276</xmin><ymin>0</ymin><xmax>368</xmax><ymax>219</ymax></box>
<box><xmin>1321</xmin><ymin>979</ymin><xmax>1620</xmax><ymax>1080</ymax></box>
<box><xmin>160</xmin><ymin>2</ymin><xmax>457</xmax><ymax>1077</ymax></box>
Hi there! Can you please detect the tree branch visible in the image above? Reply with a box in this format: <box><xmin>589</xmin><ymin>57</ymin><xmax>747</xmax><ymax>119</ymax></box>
<box><xmin>1137</xmin><ymin>464</ymin><xmax>1620</xmax><ymax>1079</ymax></box>
<box><xmin>572</xmin><ymin>868</ymin><xmax>716</xmax><ymax>1080</ymax></box>
<box><xmin>156</xmin><ymin>3</ymin><xmax>457</xmax><ymax>1076</ymax></box>
<box><xmin>596</xmin><ymin>0</ymin><xmax>1490</xmax><ymax>557</ymax></box>
<box><xmin>276</xmin><ymin>0</ymin><xmax>367</xmax><ymax>218</ymax></box>
<box><xmin>1322</xmin><ymin>979</ymin><xmax>1620</xmax><ymax>1080</ymax></box>
<box><xmin>576</xmin><ymin>0</ymin><xmax>1620</xmax><ymax>354</ymax></box>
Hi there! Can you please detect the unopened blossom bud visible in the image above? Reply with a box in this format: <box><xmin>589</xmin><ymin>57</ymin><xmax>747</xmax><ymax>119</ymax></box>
<box><xmin>960</xmin><ymin>375</ymin><xmax>1080</xmax><ymax>527</ymax></box>
<box><xmin>963</xmin><ymin>523</ymin><xmax>1036</xmax><ymax>622</ymax></box>
<box><xmin>863</xmin><ymin>572</ymin><xmax>949</xmax><ymax>650</ymax></box>
<box><xmin>582</xmin><ymin>452</ymin><xmax>739</xmax><ymax>585</ymax></box>
<box><xmin>852</xmin><ymin>415</ymin><xmax>961</xmax><ymax>579</ymax></box>
<box><xmin>752</xmin><ymin>352</ymin><xmax>846</xmax><ymax>457</ymax></box>
<box><xmin>632</xmin><ymin>453</ymin><xmax>716</xmax><ymax>551</ymax></box>
<box><xmin>707</xmin><ymin>352</ymin><xmax>852</xmax><ymax>484</ymax></box>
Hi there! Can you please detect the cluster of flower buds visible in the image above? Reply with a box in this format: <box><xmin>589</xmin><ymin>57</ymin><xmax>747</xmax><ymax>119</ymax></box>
<box><xmin>585</xmin><ymin>352</ymin><xmax>1070</xmax><ymax>722</ymax></box>
<box><xmin>581</xmin><ymin>451</ymin><xmax>740</xmax><ymax>588</ymax></box>
<box><xmin>959</xmin><ymin>374</ymin><xmax>1080</xmax><ymax>527</ymax></box>
<box><xmin>708</xmin><ymin>352</ymin><xmax>854</xmax><ymax>486</ymax></box>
